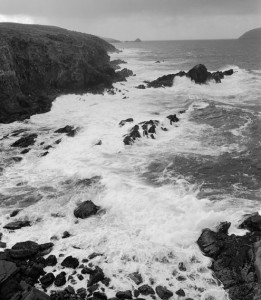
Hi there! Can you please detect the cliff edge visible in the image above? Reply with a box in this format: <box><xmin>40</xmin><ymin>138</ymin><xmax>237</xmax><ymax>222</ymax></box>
<box><xmin>238</xmin><ymin>28</ymin><xmax>261</xmax><ymax>39</ymax></box>
<box><xmin>0</xmin><ymin>23</ymin><xmax>117</xmax><ymax>123</ymax></box>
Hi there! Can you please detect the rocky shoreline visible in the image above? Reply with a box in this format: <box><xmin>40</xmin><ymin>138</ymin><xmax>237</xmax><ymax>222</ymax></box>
<box><xmin>197</xmin><ymin>213</ymin><xmax>261</xmax><ymax>300</ymax></box>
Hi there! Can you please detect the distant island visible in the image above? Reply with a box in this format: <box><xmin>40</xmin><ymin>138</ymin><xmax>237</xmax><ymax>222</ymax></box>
<box><xmin>239</xmin><ymin>28</ymin><xmax>261</xmax><ymax>39</ymax></box>
<box><xmin>134</xmin><ymin>38</ymin><xmax>142</xmax><ymax>42</ymax></box>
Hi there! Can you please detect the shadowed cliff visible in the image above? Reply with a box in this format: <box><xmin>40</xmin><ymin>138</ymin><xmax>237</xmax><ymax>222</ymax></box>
<box><xmin>239</xmin><ymin>28</ymin><xmax>261</xmax><ymax>39</ymax></box>
<box><xmin>0</xmin><ymin>23</ymin><xmax>117</xmax><ymax>123</ymax></box>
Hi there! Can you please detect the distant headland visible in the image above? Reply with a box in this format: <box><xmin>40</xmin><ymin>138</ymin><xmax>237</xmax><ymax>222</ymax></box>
<box><xmin>238</xmin><ymin>28</ymin><xmax>261</xmax><ymax>39</ymax></box>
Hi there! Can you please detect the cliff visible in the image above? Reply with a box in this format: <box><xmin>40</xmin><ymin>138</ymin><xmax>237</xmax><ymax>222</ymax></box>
<box><xmin>0</xmin><ymin>23</ymin><xmax>117</xmax><ymax>123</ymax></box>
<box><xmin>238</xmin><ymin>28</ymin><xmax>261</xmax><ymax>39</ymax></box>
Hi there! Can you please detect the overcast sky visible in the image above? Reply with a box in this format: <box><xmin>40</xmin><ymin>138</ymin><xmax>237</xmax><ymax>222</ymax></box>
<box><xmin>0</xmin><ymin>0</ymin><xmax>261</xmax><ymax>40</ymax></box>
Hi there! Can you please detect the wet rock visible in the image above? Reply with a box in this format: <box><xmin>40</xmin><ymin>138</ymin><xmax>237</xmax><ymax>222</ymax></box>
<box><xmin>55</xmin><ymin>125</ymin><xmax>78</xmax><ymax>137</ymax></box>
<box><xmin>40</xmin><ymin>272</ymin><xmax>55</xmax><ymax>287</ymax></box>
<box><xmin>136</xmin><ymin>85</ymin><xmax>146</xmax><ymax>89</ymax></box>
<box><xmin>239</xmin><ymin>212</ymin><xmax>261</xmax><ymax>232</ymax></box>
<box><xmin>187</xmin><ymin>64</ymin><xmax>211</xmax><ymax>84</ymax></box>
<box><xmin>197</xmin><ymin>228</ymin><xmax>223</xmax><ymax>258</ymax></box>
<box><xmin>21</xmin><ymin>288</ymin><xmax>50</xmax><ymax>300</ymax></box>
<box><xmin>211</xmin><ymin>71</ymin><xmax>224</xmax><ymax>83</ymax></box>
<box><xmin>175</xmin><ymin>289</ymin><xmax>185</xmax><ymax>297</ymax></box>
<box><xmin>155</xmin><ymin>286</ymin><xmax>173</xmax><ymax>299</ymax></box>
<box><xmin>11</xmin><ymin>134</ymin><xmax>37</xmax><ymax>148</ymax></box>
<box><xmin>119</xmin><ymin>118</ymin><xmax>134</xmax><ymax>127</ymax></box>
<box><xmin>81</xmin><ymin>267</ymin><xmax>94</xmax><ymax>274</ymax></box>
<box><xmin>134</xmin><ymin>290</ymin><xmax>140</xmax><ymax>298</ymax></box>
<box><xmin>178</xmin><ymin>262</ymin><xmax>186</xmax><ymax>271</ymax></box>
<box><xmin>10</xmin><ymin>209</ymin><xmax>21</xmax><ymax>217</ymax></box>
<box><xmin>138</xmin><ymin>284</ymin><xmax>155</xmax><ymax>295</ymax></box>
<box><xmin>61</xmin><ymin>256</ymin><xmax>79</xmax><ymax>269</ymax></box>
<box><xmin>54</xmin><ymin>271</ymin><xmax>66</xmax><ymax>287</ymax></box>
<box><xmin>217</xmin><ymin>221</ymin><xmax>231</xmax><ymax>234</ymax></box>
<box><xmin>45</xmin><ymin>255</ymin><xmax>57</xmax><ymax>266</ymax></box>
<box><xmin>44</xmin><ymin>145</ymin><xmax>53</xmax><ymax>150</ymax></box>
<box><xmin>88</xmin><ymin>283</ymin><xmax>99</xmax><ymax>293</ymax></box>
<box><xmin>87</xmin><ymin>266</ymin><xmax>105</xmax><ymax>286</ymax></box>
<box><xmin>62</xmin><ymin>231</ymin><xmax>71</xmax><ymax>239</ymax></box>
<box><xmin>11</xmin><ymin>157</ymin><xmax>23</xmax><ymax>162</ymax></box>
<box><xmin>166</xmin><ymin>114</ymin><xmax>179</xmax><ymax>125</ymax></box>
<box><xmin>129</xmin><ymin>272</ymin><xmax>143</xmax><ymax>285</ymax></box>
<box><xmin>95</xmin><ymin>140</ymin><xmax>102</xmax><ymax>146</ymax></box>
<box><xmin>20</xmin><ymin>148</ymin><xmax>31</xmax><ymax>154</ymax></box>
<box><xmin>77</xmin><ymin>287</ymin><xmax>87</xmax><ymax>297</ymax></box>
<box><xmin>223</xmin><ymin>69</ymin><xmax>233</xmax><ymax>76</ymax></box>
<box><xmin>10</xmin><ymin>241</ymin><xmax>40</xmax><ymax>259</ymax></box>
<box><xmin>40</xmin><ymin>151</ymin><xmax>49</xmax><ymax>157</ymax></box>
<box><xmin>0</xmin><ymin>242</ymin><xmax>6</xmax><ymax>248</ymax></box>
<box><xmin>55</xmin><ymin>139</ymin><xmax>62</xmax><ymax>144</ymax></box>
<box><xmin>0</xmin><ymin>260</ymin><xmax>18</xmax><ymax>284</ymax></box>
<box><xmin>116</xmin><ymin>290</ymin><xmax>132</xmax><ymax>299</ymax></box>
<box><xmin>102</xmin><ymin>277</ymin><xmax>111</xmax><ymax>287</ymax></box>
<box><xmin>74</xmin><ymin>200</ymin><xmax>100</xmax><ymax>219</ymax></box>
<box><xmin>115</xmin><ymin>68</ymin><xmax>134</xmax><ymax>82</ymax></box>
<box><xmin>93</xmin><ymin>291</ymin><xmax>108</xmax><ymax>300</ymax></box>
<box><xmin>89</xmin><ymin>252</ymin><xmax>103</xmax><ymax>260</ymax></box>
<box><xmin>65</xmin><ymin>285</ymin><xmax>75</xmax><ymax>294</ymax></box>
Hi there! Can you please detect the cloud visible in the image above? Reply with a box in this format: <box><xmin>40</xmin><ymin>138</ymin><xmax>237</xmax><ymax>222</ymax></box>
<box><xmin>0</xmin><ymin>0</ymin><xmax>260</xmax><ymax>39</ymax></box>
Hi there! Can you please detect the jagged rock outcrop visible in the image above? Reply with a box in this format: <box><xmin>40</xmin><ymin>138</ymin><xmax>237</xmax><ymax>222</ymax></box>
<box><xmin>0</xmin><ymin>23</ymin><xmax>117</xmax><ymax>123</ymax></box>
<box><xmin>147</xmin><ymin>64</ymin><xmax>234</xmax><ymax>88</ymax></box>
<box><xmin>197</xmin><ymin>213</ymin><xmax>261</xmax><ymax>300</ymax></box>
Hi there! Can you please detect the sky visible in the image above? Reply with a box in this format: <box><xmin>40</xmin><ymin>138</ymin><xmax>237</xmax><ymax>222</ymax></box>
<box><xmin>0</xmin><ymin>0</ymin><xmax>261</xmax><ymax>40</ymax></box>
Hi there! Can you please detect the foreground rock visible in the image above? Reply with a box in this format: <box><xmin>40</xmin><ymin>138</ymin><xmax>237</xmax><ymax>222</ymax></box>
<box><xmin>11</xmin><ymin>134</ymin><xmax>37</xmax><ymax>148</ymax></box>
<box><xmin>74</xmin><ymin>200</ymin><xmax>100</xmax><ymax>219</ymax></box>
<box><xmin>0</xmin><ymin>23</ymin><xmax>117</xmax><ymax>124</ymax></box>
<box><xmin>197</xmin><ymin>213</ymin><xmax>261</xmax><ymax>300</ymax></box>
<box><xmin>147</xmin><ymin>64</ymin><xmax>234</xmax><ymax>88</ymax></box>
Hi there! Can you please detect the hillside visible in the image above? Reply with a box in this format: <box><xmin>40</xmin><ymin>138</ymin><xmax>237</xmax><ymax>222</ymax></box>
<box><xmin>238</xmin><ymin>28</ymin><xmax>261</xmax><ymax>39</ymax></box>
<box><xmin>0</xmin><ymin>23</ymin><xmax>117</xmax><ymax>123</ymax></box>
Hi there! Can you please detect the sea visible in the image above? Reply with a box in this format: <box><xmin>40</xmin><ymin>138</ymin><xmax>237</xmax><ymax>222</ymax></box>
<box><xmin>0</xmin><ymin>39</ymin><xmax>261</xmax><ymax>299</ymax></box>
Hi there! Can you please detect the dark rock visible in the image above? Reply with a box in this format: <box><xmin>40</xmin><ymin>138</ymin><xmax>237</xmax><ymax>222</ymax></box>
<box><xmin>93</xmin><ymin>292</ymin><xmax>107</xmax><ymax>300</ymax></box>
<box><xmin>155</xmin><ymin>286</ymin><xmax>173</xmax><ymax>299</ymax></box>
<box><xmin>40</xmin><ymin>272</ymin><xmax>55</xmax><ymax>287</ymax></box>
<box><xmin>116</xmin><ymin>290</ymin><xmax>132</xmax><ymax>299</ymax></box>
<box><xmin>11</xmin><ymin>157</ymin><xmax>23</xmax><ymax>162</ymax></box>
<box><xmin>115</xmin><ymin>68</ymin><xmax>134</xmax><ymax>82</ymax></box>
<box><xmin>55</xmin><ymin>139</ymin><xmax>62</xmax><ymax>144</ymax></box>
<box><xmin>134</xmin><ymin>290</ymin><xmax>140</xmax><ymax>298</ymax></box>
<box><xmin>62</xmin><ymin>231</ymin><xmax>71</xmax><ymax>239</ymax></box>
<box><xmin>129</xmin><ymin>272</ymin><xmax>143</xmax><ymax>285</ymax></box>
<box><xmin>239</xmin><ymin>212</ymin><xmax>261</xmax><ymax>232</ymax></box>
<box><xmin>123</xmin><ymin>136</ymin><xmax>132</xmax><ymax>145</ymax></box>
<box><xmin>217</xmin><ymin>221</ymin><xmax>231</xmax><ymax>234</ymax></box>
<box><xmin>89</xmin><ymin>252</ymin><xmax>103</xmax><ymax>260</ymax></box>
<box><xmin>61</xmin><ymin>256</ymin><xmax>79</xmax><ymax>269</ymax></box>
<box><xmin>178</xmin><ymin>262</ymin><xmax>186</xmax><ymax>271</ymax></box>
<box><xmin>138</xmin><ymin>284</ymin><xmax>155</xmax><ymax>295</ymax></box>
<box><xmin>0</xmin><ymin>242</ymin><xmax>6</xmax><ymax>248</ymax></box>
<box><xmin>0</xmin><ymin>260</ymin><xmax>18</xmax><ymax>284</ymax></box>
<box><xmin>119</xmin><ymin>118</ymin><xmax>134</xmax><ymax>127</ymax></box>
<box><xmin>136</xmin><ymin>85</ymin><xmax>146</xmax><ymax>89</ymax></box>
<box><xmin>75</xmin><ymin>176</ymin><xmax>101</xmax><ymax>187</ymax></box>
<box><xmin>54</xmin><ymin>271</ymin><xmax>66</xmax><ymax>287</ymax></box>
<box><xmin>11</xmin><ymin>134</ymin><xmax>37</xmax><ymax>148</ymax></box>
<box><xmin>10</xmin><ymin>209</ymin><xmax>21</xmax><ymax>217</ymax></box>
<box><xmin>223</xmin><ymin>69</ymin><xmax>234</xmax><ymax>76</ymax></box>
<box><xmin>45</xmin><ymin>255</ymin><xmax>57</xmax><ymax>266</ymax></box>
<box><xmin>40</xmin><ymin>151</ymin><xmax>49</xmax><ymax>157</ymax></box>
<box><xmin>77</xmin><ymin>287</ymin><xmax>87</xmax><ymax>297</ymax></box>
<box><xmin>0</xmin><ymin>23</ymin><xmax>116</xmax><ymax>124</ymax></box>
<box><xmin>147</xmin><ymin>74</ymin><xmax>175</xmax><ymax>88</ymax></box>
<box><xmin>211</xmin><ymin>71</ymin><xmax>224</xmax><ymax>83</ymax></box>
<box><xmin>19</xmin><ymin>288</ymin><xmax>50</xmax><ymax>300</ymax></box>
<box><xmin>10</xmin><ymin>241</ymin><xmax>40</xmax><ymax>259</ymax></box>
<box><xmin>88</xmin><ymin>283</ymin><xmax>99</xmax><ymax>293</ymax></box>
<box><xmin>102</xmin><ymin>277</ymin><xmax>111</xmax><ymax>287</ymax></box>
<box><xmin>81</xmin><ymin>267</ymin><xmax>94</xmax><ymax>274</ymax></box>
<box><xmin>186</xmin><ymin>64</ymin><xmax>211</xmax><ymax>84</ymax></box>
<box><xmin>197</xmin><ymin>229</ymin><xmax>223</xmax><ymax>258</ymax></box>
<box><xmin>77</xmin><ymin>274</ymin><xmax>84</xmax><ymax>281</ymax></box>
<box><xmin>39</xmin><ymin>242</ymin><xmax>54</xmax><ymax>251</ymax></box>
<box><xmin>175</xmin><ymin>289</ymin><xmax>185</xmax><ymax>297</ymax></box>
<box><xmin>65</xmin><ymin>285</ymin><xmax>75</xmax><ymax>294</ymax></box>
<box><xmin>55</xmin><ymin>125</ymin><xmax>78</xmax><ymax>137</ymax></box>
<box><xmin>74</xmin><ymin>200</ymin><xmax>100</xmax><ymax>219</ymax></box>
<box><xmin>20</xmin><ymin>148</ymin><xmax>31</xmax><ymax>154</ymax></box>
<box><xmin>95</xmin><ymin>140</ymin><xmax>102</xmax><ymax>146</ymax></box>
<box><xmin>43</xmin><ymin>145</ymin><xmax>53</xmax><ymax>150</ymax></box>
<box><xmin>87</xmin><ymin>266</ymin><xmax>105</xmax><ymax>286</ymax></box>
<box><xmin>167</xmin><ymin>114</ymin><xmax>179</xmax><ymax>125</ymax></box>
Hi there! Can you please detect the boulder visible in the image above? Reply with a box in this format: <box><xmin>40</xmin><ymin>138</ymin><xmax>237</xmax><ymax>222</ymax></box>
<box><xmin>239</xmin><ymin>212</ymin><xmax>261</xmax><ymax>232</ymax></box>
<box><xmin>186</xmin><ymin>64</ymin><xmax>211</xmax><ymax>84</ymax></box>
<box><xmin>155</xmin><ymin>286</ymin><xmax>173</xmax><ymax>299</ymax></box>
<box><xmin>11</xmin><ymin>134</ymin><xmax>37</xmax><ymax>148</ymax></box>
<box><xmin>129</xmin><ymin>272</ymin><xmax>143</xmax><ymax>285</ymax></box>
<box><xmin>197</xmin><ymin>228</ymin><xmax>223</xmax><ymax>258</ymax></box>
<box><xmin>45</xmin><ymin>255</ymin><xmax>57</xmax><ymax>266</ymax></box>
<box><xmin>61</xmin><ymin>256</ymin><xmax>79</xmax><ymax>269</ymax></box>
<box><xmin>138</xmin><ymin>284</ymin><xmax>155</xmax><ymax>295</ymax></box>
<box><xmin>54</xmin><ymin>272</ymin><xmax>66</xmax><ymax>287</ymax></box>
<box><xmin>54</xmin><ymin>125</ymin><xmax>78</xmax><ymax>137</ymax></box>
<box><xmin>223</xmin><ymin>69</ymin><xmax>234</xmax><ymax>76</ymax></box>
<box><xmin>87</xmin><ymin>266</ymin><xmax>105</xmax><ymax>287</ymax></box>
<box><xmin>166</xmin><ymin>114</ymin><xmax>179</xmax><ymax>125</ymax></box>
<box><xmin>74</xmin><ymin>200</ymin><xmax>100</xmax><ymax>219</ymax></box>
<box><xmin>10</xmin><ymin>241</ymin><xmax>40</xmax><ymax>259</ymax></box>
<box><xmin>116</xmin><ymin>290</ymin><xmax>132</xmax><ymax>299</ymax></box>
<box><xmin>40</xmin><ymin>272</ymin><xmax>55</xmax><ymax>287</ymax></box>
<box><xmin>0</xmin><ymin>260</ymin><xmax>18</xmax><ymax>284</ymax></box>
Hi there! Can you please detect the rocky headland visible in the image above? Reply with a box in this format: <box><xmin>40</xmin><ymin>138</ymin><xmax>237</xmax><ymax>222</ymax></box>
<box><xmin>0</xmin><ymin>23</ymin><xmax>120</xmax><ymax>124</ymax></box>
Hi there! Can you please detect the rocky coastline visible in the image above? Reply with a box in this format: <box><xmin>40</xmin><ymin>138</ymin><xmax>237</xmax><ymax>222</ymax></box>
<box><xmin>197</xmin><ymin>213</ymin><xmax>261</xmax><ymax>300</ymax></box>
<box><xmin>0</xmin><ymin>23</ymin><xmax>128</xmax><ymax>124</ymax></box>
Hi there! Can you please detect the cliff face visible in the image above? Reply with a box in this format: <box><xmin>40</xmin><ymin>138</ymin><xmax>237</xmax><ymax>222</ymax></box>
<box><xmin>0</xmin><ymin>23</ymin><xmax>117</xmax><ymax>123</ymax></box>
<box><xmin>239</xmin><ymin>28</ymin><xmax>261</xmax><ymax>39</ymax></box>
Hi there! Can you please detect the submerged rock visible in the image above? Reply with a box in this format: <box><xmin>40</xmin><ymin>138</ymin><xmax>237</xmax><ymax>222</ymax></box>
<box><xmin>4</xmin><ymin>220</ymin><xmax>31</xmax><ymax>230</ymax></box>
<box><xmin>74</xmin><ymin>200</ymin><xmax>100</xmax><ymax>219</ymax></box>
<box><xmin>155</xmin><ymin>286</ymin><xmax>173</xmax><ymax>299</ymax></box>
<box><xmin>129</xmin><ymin>272</ymin><xmax>143</xmax><ymax>285</ymax></box>
<box><xmin>54</xmin><ymin>125</ymin><xmax>78</xmax><ymax>137</ymax></box>
<box><xmin>119</xmin><ymin>118</ymin><xmax>134</xmax><ymax>127</ymax></box>
<box><xmin>11</xmin><ymin>134</ymin><xmax>37</xmax><ymax>148</ymax></box>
